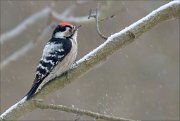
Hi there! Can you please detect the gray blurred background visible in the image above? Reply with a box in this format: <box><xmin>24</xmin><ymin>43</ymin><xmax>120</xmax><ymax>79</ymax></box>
<box><xmin>0</xmin><ymin>1</ymin><xmax>179</xmax><ymax>120</ymax></box>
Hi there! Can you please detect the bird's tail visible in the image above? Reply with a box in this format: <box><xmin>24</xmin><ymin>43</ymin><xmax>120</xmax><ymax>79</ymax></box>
<box><xmin>25</xmin><ymin>79</ymin><xmax>41</xmax><ymax>100</ymax></box>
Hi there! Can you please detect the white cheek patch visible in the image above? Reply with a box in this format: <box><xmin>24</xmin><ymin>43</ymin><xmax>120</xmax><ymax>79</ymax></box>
<box><xmin>54</xmin><ymin>32</ymin><xmax>64</xmax><ymax>38</ymax></box>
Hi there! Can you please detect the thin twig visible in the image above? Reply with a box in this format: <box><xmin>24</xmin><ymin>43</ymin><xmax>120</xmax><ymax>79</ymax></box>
<box><xmin>88</xmin><ymin>8</ymin><xmax>108</xmax><ymax>40</ymax></box>
<box><xmin>88</xmin><ymin>9</ymin><xmax>93</xmax><ymax>19</ymax></box>
<box><xmin>34</xmin><ymin>100</ymin><xmax>136</xmax><ymax>121</ymax></box>
<box><xmin>95</xmin><ymin>8</ymin><xmax>108</xmax><ymax>40</ymax></box>
<box><xmin>99</xmin><ymin>14</ymin><xmax>116</xmax><ymax>22</ymax></box>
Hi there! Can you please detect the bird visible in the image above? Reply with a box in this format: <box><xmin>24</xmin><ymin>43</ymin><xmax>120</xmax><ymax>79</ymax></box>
<box><xmin>25</xmin><ymin>22</ymin><xmax>80</xmax><ymax>100</ymax></box>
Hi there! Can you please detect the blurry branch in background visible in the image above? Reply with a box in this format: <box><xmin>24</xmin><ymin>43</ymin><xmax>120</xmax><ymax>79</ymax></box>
<box><xmin>0</xmin><ymin>1</ymin><xmax>179</xmax><ymax>121</ymax></box>
<box><xmin>0</xmin><ymin>1</ymin><xmax>111</xmax><ymax>69</ymax></box>
<box><xmin>0</xmin><ymin>8</ymin><xmax>51</xmax><ymax>44</ymax></box>
<box><xmin>0</xmin><ymin>23</ymin><xmax>53</xmax><ymax>69</ymax></box>
<box><xmin>0</xmin><ymin>1</ymin><xmax>111</xmax><ymax>44</ymax></box>
<box><xmin>34</xmin><ymin>100</ymin><xmax>135</xmax><ymax>121</ymax></box>
<box><xmin>1</xmin><ymin>42</ymin><xmax>33</xmax><ymax>69</ymax></box>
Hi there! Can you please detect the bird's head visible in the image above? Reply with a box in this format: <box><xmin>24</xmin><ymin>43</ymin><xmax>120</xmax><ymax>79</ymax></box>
<box><xmin>53</xmin><ymin>22</ymin><xmax>81</xmax><ymax>39</ymax></box>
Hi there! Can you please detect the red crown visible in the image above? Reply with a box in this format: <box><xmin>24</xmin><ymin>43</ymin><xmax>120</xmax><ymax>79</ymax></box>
<box><xmin>59</xmin><ymin>22</ymin><xmax>73</xmax><ymax>27</ymax></box>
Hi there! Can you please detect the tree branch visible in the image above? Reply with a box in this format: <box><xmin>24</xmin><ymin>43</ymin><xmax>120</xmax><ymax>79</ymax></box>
<box><xmin>34</xmin><ymin>100</ymin><xmax>136</xmax><ymax>121</ymax></box>
<box><xmin>1</xmin><ymin>1</ymin><xmax>179</xmax><ymax>120</ymax></box>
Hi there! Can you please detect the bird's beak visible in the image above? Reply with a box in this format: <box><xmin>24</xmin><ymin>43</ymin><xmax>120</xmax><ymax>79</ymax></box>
<box><xmin>74</xmin><ymin>25</ymin><xmax>81</xmax><ymax>31</ymax></box>
<box><xmin>70</xmin><ymin>25</ymin><xmax>81</xmax><ymax>37</ymax></box>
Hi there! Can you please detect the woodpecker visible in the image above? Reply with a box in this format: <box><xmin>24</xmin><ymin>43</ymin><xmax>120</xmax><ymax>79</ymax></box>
<box><xmin>25</xmin><ymin>22</ymin><xmax>80</xmax><ymax>100</ymax></box>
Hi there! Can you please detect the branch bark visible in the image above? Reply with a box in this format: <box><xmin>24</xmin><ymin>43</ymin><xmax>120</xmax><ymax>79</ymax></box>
<box><xmin>34</xmin><ymin>100</ymin><xmax>136</xmax><ymax>121</ymax></box>
<box><xmin>1</xmin><ymin>1</ymin><xmax>179</xmax><ymax>120</ymax></box>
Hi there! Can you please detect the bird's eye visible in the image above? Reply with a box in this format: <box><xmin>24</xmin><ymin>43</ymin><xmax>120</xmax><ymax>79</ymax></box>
<box><xmin>68</xmin><ymin>29</ymin><xmax>72</xmax><ymax>32</ymax></box>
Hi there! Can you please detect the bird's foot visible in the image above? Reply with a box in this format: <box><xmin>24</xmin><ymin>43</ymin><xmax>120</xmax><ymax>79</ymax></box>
<box><xmin>65</xmin><ymin>70</ymin><xmax>70</xmax><ymax>80</ymax></box>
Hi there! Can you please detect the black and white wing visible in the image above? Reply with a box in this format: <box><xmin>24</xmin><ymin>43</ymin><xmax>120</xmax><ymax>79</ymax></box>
<box><xmin>26</xmin><ymin>39</ymin><xmax>72</xmax><ymax>100</ymax></box>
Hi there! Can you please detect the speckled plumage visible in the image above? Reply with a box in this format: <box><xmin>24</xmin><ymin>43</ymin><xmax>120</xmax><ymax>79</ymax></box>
<box><xmin>25</xmin><ymin>23</ymin><xmax>78</xmax><ymax>100</ymax></box>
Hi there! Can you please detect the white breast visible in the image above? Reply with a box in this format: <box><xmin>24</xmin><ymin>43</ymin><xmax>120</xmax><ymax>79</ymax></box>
<box><xmin>35</xmin><ymin>32</ymin><xmax>78</xmax><ymax>93</ymax></box>
<box><xmin>45</xmin><ymin>32</ymin><xmax>77</xmax><ymax>80</ymax></box>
